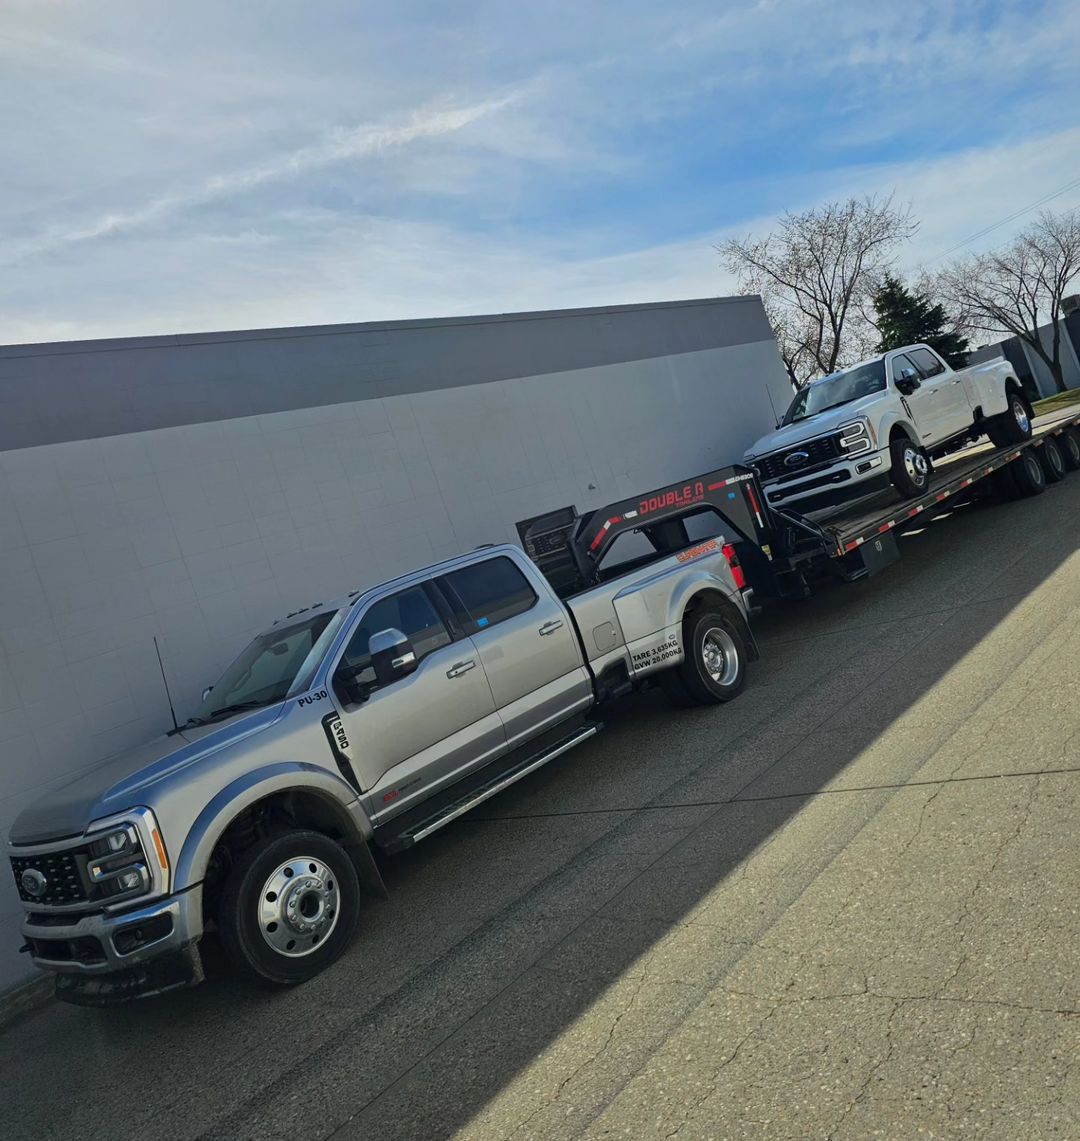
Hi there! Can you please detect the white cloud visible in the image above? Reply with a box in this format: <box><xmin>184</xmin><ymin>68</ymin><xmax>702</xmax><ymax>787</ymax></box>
<box><xmin>3</xmin><ymin>92</ymin><xmax>520</xmax><ymax>265</ymax></box>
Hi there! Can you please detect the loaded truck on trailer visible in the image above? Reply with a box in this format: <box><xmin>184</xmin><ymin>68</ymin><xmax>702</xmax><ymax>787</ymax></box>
<box><xmin>6</xmin><ymin>483</ymin><xmax>759</xmax><ymax>1005</ymax></box>
<box><xmin>8</xmin><ymin>390</ymin><xmax>1080</xmax><ymax>1006</ymax></box>
<box><xmin>744</xmin><ymin>343</ymin><xmax>1030</xmax><ymax>511</ymax></box>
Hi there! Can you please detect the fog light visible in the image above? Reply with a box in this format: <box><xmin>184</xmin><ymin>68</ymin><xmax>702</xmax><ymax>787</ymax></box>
<box><xmin>117</xmin><ymin>868</ymin><xmax>145</xmax><ymax>892</ymax></box>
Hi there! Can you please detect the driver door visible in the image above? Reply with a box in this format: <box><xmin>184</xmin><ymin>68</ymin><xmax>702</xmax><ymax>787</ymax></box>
<box><xmin>330</xmin><ymin>582</ymin><xmax>506</xmax><ymax>820</ymax></box>
<box><xmin>891</xmin><ymin>352</ymin><xmax>941</xmax><ymax>444</ymax></box>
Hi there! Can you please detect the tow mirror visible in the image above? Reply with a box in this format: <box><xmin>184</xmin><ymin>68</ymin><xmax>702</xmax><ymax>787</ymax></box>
<box><xmin>896</xmin><ymin>367</ymin><xmax>920</xmax><ymax>396</ymax></box>
<box><xmin>369</xmin><ymin>627</ymin><xmax>417</xmax><ymax>687</ymax></box>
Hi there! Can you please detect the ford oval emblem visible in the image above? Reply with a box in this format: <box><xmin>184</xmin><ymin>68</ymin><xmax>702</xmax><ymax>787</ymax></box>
<box><xmin>784</xmin><ymin>450</ymin><xmax>810</xmax><ymax>467</ymax></box>
<box><xmin>20</xmin><ymin>868</ymin><xmax>48</xmax><ymax>898</ymax></box>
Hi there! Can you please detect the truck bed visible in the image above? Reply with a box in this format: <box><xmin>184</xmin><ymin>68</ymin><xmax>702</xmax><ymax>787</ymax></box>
<box><xmin>803</xmin><ymin>405</ymin><xmax>1080</xmax><ymax>557</ymax></box>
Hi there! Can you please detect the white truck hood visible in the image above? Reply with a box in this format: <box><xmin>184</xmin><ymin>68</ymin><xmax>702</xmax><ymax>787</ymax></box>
<box><xmin>745</xmin><ymin>394</ymin><xmax>882</xmax><ymax>460</ymax></box>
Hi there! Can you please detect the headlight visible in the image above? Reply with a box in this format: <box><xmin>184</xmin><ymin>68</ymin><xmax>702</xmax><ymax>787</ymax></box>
<box><xmin>85</xmin><ymin>808</ymin><xmax>170</xmax><ymax>902</ymax></box>
<box><xmin>838</xmin><ymin>419</ymin><xmax>874</xmax><ymax>456</ymax></box>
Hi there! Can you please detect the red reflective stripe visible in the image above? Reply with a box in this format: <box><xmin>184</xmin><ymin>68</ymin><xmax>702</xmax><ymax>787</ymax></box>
<box><xmin>936</xmin><ymin>492</ymin><xmax>949</xmax><ymax>501</ymax></box>
<box><xmin>844</xmin><ymin>540</ymin><xmax>860</xmax><ymax>552</ymax></box>
<box><xmin>707</xmin><ymin>480</ymin><xmax>726</xmax><ymax>491</ymax></box>
<box><xmin>878</xmin><ymin>522</ymin><xmax>892</xmax><ymax>533</ymax></box>
<box><xmin>907</xmin><ymin>507</ymin><xmax>920</xmax><ymax>517</ymax></box>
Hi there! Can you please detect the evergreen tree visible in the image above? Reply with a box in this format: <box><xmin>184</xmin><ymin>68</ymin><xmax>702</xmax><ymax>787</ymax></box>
<box><xmin>873</xmin><ymin>274</ymin><xmax>970</xmax><ymax>368</ymax></box>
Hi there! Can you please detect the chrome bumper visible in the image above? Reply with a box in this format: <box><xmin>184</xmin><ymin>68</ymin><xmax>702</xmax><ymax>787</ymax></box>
<box><xmin>21</xmin><ymin>886</ymin><xmax>203</xmax><ymax>975</ymax></box>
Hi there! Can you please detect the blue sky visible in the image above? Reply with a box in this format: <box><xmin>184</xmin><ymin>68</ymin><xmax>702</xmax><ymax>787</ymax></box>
<box><xmin>2</xmin><ymin>0</ymin><xmax>1079</xmax><ymax>342</ymax></box>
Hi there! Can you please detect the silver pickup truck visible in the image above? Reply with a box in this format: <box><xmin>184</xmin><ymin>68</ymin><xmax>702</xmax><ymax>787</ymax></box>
<box><xmin>8</xmin><ymin>469</ymin><xmax>760</xmax><ymax>1004</ymax></box>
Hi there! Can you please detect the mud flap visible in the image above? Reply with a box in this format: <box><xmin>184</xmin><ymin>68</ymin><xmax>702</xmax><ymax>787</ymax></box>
<box><xmin>348</xmin><ymin>840</ymin><xmax>389</xmax><ymax>900</ymax></box>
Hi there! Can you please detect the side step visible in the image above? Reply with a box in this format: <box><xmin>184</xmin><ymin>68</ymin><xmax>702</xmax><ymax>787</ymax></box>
<box><xmin>374</xmin><ymin>723</ymin><xmax>601</xmax><ymax>854</ymax></box>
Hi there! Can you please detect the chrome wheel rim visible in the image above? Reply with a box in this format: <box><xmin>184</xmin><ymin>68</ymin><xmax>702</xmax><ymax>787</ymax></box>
<box><xmin>1013</xmin><ymin>398</ymin><xmax>1030</xmax><ymax>433</ymax></box>
<box><xmin>258</xmin><ymin>857</ymin><xmax>340</xmax><ymax>957</ymax></box>
<box><xmin>903</xmin><ymin>445</ymin><xmax>929</xmax><ymax>485</ymax></box>
<box><xmin>701</xmin><ymin>627</ymin><xmax>740</xmax><ymax>686</ymax></box>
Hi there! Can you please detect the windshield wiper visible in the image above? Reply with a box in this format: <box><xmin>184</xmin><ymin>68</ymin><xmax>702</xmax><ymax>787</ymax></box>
<box><xmin>182</xmin><ymin>700</ymin><xmax>275</xmax><ymax>729</ymax></box>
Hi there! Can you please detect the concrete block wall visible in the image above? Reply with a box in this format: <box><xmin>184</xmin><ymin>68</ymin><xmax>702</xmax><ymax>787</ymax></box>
<box><xmin>0</xmin><ymin>300</ymin><xmax>792</xmax><ymax>990</ymax></box>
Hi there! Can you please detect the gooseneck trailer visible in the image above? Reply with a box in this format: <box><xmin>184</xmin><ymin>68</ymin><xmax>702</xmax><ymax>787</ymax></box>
<box><xmin>517</xmin><ymin>405</ymin><xmax>1080</xmax><ymax>604</ymax></box>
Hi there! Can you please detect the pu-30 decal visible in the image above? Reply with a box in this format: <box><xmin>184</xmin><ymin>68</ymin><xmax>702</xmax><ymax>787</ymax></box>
<box><xmin>297</xmin><ymin>689</ymin><xmax>328</xmax><ymax>707</ymax></box>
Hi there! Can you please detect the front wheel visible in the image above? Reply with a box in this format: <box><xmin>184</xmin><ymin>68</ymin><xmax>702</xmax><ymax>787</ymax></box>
<box><xmin>987</xmin><ymin>391</ymin><xmax>1033</xmax><ymax>447</ymax></box>
<box><xmin>668</xmin><ymin>609</ymin><xmax>747</xmax><ymax>706</ymax></box>
<box><xmin>218</xmin><ymin>829</ymin><xmax>361</xmax><ymax>987</ymax></box>
<box><xmin>889</xmin><ymin>434</ymin><xmax>930</xmax><ymax>498</ymax></box>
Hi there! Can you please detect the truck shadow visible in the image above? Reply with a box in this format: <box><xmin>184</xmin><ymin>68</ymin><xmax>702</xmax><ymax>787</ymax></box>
<box><xmin>3</xmin><ymin>478</ymin><xmax>1078</xmax><ymax>1141</ymax></box>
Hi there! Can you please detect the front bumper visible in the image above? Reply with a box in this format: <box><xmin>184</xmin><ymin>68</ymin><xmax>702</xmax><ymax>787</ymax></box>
<box><xmin>20</xmin><ymin>887</ymin><xmax>204</xmax><ymax>1003</ymax></box>
<box><xmin>759</xmin><ymin>448</ymin><xmax>888</xmax><ymax>510</ymax></box>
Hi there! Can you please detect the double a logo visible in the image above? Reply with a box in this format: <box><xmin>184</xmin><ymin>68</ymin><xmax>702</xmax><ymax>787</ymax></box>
<box><xmin>784</xmin><ymin>450</ymin><xmax>810</xmax><ymax>468</ymax></box>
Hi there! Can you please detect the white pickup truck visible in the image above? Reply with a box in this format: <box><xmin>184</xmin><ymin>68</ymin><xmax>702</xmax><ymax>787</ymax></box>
<box><xmin>744</xmin><ymin>344</ymin><xmax>1031</xmax><ymax>511</ymax></box>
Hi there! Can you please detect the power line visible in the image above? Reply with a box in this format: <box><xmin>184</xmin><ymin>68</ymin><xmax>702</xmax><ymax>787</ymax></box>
<box><xmin>926</xmin><ymin>174</ymin><xmax>1080</xmax><ymax>264</ymax></box>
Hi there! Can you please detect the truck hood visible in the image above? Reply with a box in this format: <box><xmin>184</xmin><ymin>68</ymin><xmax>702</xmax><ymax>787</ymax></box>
<box><xmin>744</xmin><ymin>394</ymin><xmax>882</xmax><ymax>459</ymax></box>
<box><xmin>8</xmin><ymin>705</ymin><xmax>285</xmax><ymax>846</ymax></box>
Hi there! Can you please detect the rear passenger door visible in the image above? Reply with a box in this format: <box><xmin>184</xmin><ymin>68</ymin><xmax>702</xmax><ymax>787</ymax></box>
<box><xmin>437</xmin><ymin>555</ymin><xmax>593</xmax><ymax>751</ymax></box>
<box><xmin>909</xmin><ymin>347</ymin><xmax>971</xmax><ymax>439</ymax></box>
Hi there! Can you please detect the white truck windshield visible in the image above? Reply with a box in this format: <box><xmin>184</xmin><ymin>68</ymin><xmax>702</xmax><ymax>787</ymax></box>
<box><xmin>782</xmin><ymin>360</ymin><xmax>886</xmax><ymax>424</ymax></box>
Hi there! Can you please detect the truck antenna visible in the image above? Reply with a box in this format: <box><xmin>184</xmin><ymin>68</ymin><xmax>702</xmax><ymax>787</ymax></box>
<box><xmin>153</xmin><ymin>635</ymin><xmax>180</xmax><ymax>733</ymax></box>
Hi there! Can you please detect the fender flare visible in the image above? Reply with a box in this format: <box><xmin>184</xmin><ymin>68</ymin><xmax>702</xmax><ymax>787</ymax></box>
<box><xmin>878</xmin><ymin>411</ymin><xmax>920</xmax><ymax>446</ymax></box>
<box><xmin>678</xmin><ymin>574</ymin><xmax>759</xmax><ymax>661</ymax></box>
<box><xmin>174</xmin><ymin>762</ymin><xmax>385</xmax><ymax>897</ymax></box>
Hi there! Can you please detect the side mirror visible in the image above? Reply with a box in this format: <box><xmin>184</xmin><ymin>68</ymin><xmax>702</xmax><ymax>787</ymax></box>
<box><xmin>369</xmin><ymin>627</ymin><xmax>417</xmax><ymax>687</ymax></box>
<box><xmin>201</xmin><ymin>685</ymin><xmax>213</xmax><ymax>703</ymax></box>
<box><xmin>895</xmin><ymin>367</ymin><xmax>920</xmax><ymax>396</ymax></box>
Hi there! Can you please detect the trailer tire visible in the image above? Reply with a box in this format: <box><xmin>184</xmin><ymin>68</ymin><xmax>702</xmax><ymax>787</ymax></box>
<box><xmin>219</xmin><ymin>828</ymin><xmax>361</xmax><ymax>987</ymax></box>
<box><xmin>1058</xmin><ymin>427</ymin><xmax>1080</xmax><ymax>471</ymax></box>
<box><xmin>1037</xmin><ymin>437</ymin><xmax>1067</xmax><ymax>483</ymax></box>
<box><xmin>1009</xmin><ymin>450</ymin><xmax>1047</xmax><ymax>498</ymax></box>
<box><xmin>987</xmin><ymin>390</ymin><xmax>1033</xmax><ymax>447</ymax></box>
<box><xmin>889</xmin><ymin>433</ymin><xmax>931</xmax><ymax>498</ymax></box>
<box><xmin>672</xmin><ymin>610</ymin><xmax>747</xmax><ymax>706</ymax></box>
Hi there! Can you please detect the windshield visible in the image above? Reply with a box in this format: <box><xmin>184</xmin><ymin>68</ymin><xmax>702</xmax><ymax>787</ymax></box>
<box><xmin>782</xmin><ymin>360</ymin><xmax>886</xmax><ymax>425</ymax></box>
<box><xmin>195</xmin><ymin>610</ymin><xmax>343</xmax><ymax>723</ymax></box>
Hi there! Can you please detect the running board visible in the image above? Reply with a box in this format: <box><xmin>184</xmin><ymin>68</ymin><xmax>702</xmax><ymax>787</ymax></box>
<box><xmin>374</xmin><ymin>724</ymin><xmax>601</xmax><ymax>854</ymax></box>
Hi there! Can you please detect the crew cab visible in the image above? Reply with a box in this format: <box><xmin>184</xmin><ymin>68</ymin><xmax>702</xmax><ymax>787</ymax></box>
<box><xmin>744</xmin><ymin>344</ymin><xmax>1032</xmax><ymax>511</ymax></box>
<box><xmin>7</xmin><ymin>472</ymin><xmax>758</xmax><ymax>1005</ymax></box>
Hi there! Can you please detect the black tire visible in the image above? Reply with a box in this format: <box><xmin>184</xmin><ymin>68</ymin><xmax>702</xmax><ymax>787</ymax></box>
<box><xmin>670</xmin><ymin>609</ymin><xmax>747</xmax><ymax>706</ymax></box>
<box><xmin>1037</xmin><ymin>437</ymin><xmax>1067</xmax><ymax>483</ymax></box>
<box><xmin>987</xmin><ymin>390</ymin><xmax>1034</xmax><ymax>447</ymax></box>
<box><xmin>1008</xmin><ymin>450</ymin><xmax>1047</xmax><ymax>498</ymax></box>
<box><xmin>219</xmin><ymin>829</ymin><xmax>361</xmax><ymax>987</ymax></box>
<box><xmin>889</xmin><ymin>433</ymin><xmax>931</xmax><ymax>498</ymax></box>
<box><xmin>1058</xmin><ymin>427</ymin><xmax>1080</xmax><ymax>471</ymax></box>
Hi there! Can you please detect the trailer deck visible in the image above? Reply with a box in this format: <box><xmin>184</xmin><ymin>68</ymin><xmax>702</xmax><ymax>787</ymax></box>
<box><xmin>806</xmin><ymin>405</ymin><xmax>1080</xmax><ymax>557</ymax></box>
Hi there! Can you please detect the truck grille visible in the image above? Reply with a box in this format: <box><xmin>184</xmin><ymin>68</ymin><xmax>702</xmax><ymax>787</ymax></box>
<box><xmin>754</xmin><ymin>435</ymin><xmax>843</xmax><ymax>482</ymax></box>
<box><xmin>10</xmin><ymin>851</ymin><xmax>89</xmax><ymax>906</ymax></box>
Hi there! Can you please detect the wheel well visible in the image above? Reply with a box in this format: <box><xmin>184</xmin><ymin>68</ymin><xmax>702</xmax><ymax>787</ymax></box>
<box><xmin>203</xmin><ymin>789</ymin><xmax>358</xmax><ymax>921</ymax></box>
<box><xmin>682</xmin><ymin>589</ymin><xmax>758</xmax><ymax>661</ymax></box>
<box><xmin>889</xmin><ymin>424</ymin><xmax>915</xmax><ymax>444</ymax></box>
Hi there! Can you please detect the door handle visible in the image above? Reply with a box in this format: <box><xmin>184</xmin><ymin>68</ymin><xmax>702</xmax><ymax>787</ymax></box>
<box><xmin>446</xmin><ymin>660</ymin><xmax>476</xmax><ymax>678</ymax></box>
<box><xmin>538</xmin><ymin>619</ymin><xmax>564</xmax><ymax>636</ymax></box>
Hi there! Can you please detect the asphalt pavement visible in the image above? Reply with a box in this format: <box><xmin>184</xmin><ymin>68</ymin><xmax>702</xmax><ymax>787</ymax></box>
<box><xmin>2</xmin><ymin>473</ymin><xmax>1078</xmax><ymax>1141</ymax></box>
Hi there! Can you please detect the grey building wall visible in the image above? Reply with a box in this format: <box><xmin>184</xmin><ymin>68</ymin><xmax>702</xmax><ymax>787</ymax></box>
<box><xmin>968</xmin><ymin>316</ymin><xmax>1080</xmax><ymax>400</ymax></box>
<box><xmin>0</xmin><ymin>296</ymin><xmax>792</xmax><ymax>991</ymax></box>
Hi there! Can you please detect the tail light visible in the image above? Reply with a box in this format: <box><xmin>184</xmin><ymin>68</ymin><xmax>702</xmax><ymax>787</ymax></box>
<box><xmin>722</xmin><ymin>543</ymin><xmax>746</xmax><ymax>590</ymax></box>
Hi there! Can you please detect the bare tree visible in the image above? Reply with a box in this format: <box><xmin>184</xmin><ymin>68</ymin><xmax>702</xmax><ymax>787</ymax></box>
<box><xmin>936</xmin><ymin>209</ymin><xmax>1080</xmax><ymax>394</ymax></box>
<box><xmin>720</xmin><ymin>195</ymin><xmax>917</xmax><ymax>387</ymax></box>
